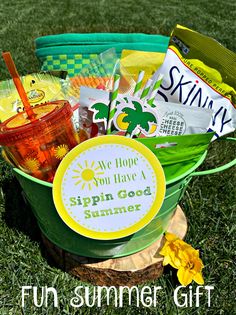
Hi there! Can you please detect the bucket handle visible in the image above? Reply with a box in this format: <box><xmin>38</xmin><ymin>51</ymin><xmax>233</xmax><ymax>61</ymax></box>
<box><xmin>190</xmin><ymin>137</ymin><xmax>236</xmax><ymax>177</ymax></box>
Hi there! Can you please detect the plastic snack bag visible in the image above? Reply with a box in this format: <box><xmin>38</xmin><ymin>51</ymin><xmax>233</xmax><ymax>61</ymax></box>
<box><xmin>79</xmin><ymin>86</ymin><xmax>110</xmax><ymax>137</ymax></box>
<box><xmin>0</xmin><ymin>72</ymin><xmax>73</xmax><ymax>122</ymax></box>
<box><xmin>152</xmin><ymin>24</ymin><xmax>236</xmax><ymax>139</ymax></box>
<box><xmin>71</xmin><ymin>48</ymin><xmax>135</xmax><ymax>132</ymax></box>
<box><xmin>71</xmin><ymin>47</ymin><xmax>137</xmax><ymax>95</ymax></box>
<box><xmin>137</xmin><ymin>132</ymin><xmax>214</xmax><ymax>181</ymax></box>
<box><xmin>70</xmin><ymin>48</ymin><xmax>119</xmax><ymax>96</ymax></box>
<box><xmin>120</xmin><ymin>49</ymin><xmax>166</xmax><ymax>86</ymax></box>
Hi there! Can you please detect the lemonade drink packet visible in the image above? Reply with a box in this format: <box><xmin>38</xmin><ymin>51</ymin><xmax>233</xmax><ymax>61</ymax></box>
<box><xmin>0</xmin><ymin>73</ymin><xmax>72</xmax><ymax>122</ymax></box>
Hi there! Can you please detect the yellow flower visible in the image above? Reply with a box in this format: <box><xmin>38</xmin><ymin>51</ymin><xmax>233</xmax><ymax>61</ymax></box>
<box><xmin>177</xmin><ymin>247</ymin><xmax>204</xmax><ymax>286</ymax></box>
<box><xmin>160</xmin><ymin>232</ymin><xmax>204</xmax><ymax>286</ymax></box>
<box><xmin>24</xmin><ymin>158</ymin><xmax>40</xmax><ymax>172</ymax></box>
<box><xmin>160</xmin><ymin>232</ymin><xmax>191</xmax><ymax>268</ymax></box>
<box><xmin>54</xmin><ymin>144</ymin><xmax>69</xmax><ymax>160</ymax></box>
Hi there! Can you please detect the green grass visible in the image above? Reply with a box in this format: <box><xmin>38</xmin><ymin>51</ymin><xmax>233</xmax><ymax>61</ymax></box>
<box><xmin>0</xmin><ymin>0</ymin><xmax>236</xmax><ymax>314</ymax></box>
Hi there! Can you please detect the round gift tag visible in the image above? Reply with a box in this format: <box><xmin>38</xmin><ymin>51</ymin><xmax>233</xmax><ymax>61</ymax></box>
<box><xmin>53</xmin><ymin>135</ymin><xmax>166</xmax><ymax>240</ymax></box>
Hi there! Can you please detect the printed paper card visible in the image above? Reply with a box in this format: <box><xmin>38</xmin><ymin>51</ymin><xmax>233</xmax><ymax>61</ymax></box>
<box><xmin>89</xmin><ymin>95</ymin><xmax>159</xmax><ymax>138</ymax></box>
<box><xmin>53</xmin><ymin>135</ymin><xmax>166</xmax><ymax>240</ymax></box>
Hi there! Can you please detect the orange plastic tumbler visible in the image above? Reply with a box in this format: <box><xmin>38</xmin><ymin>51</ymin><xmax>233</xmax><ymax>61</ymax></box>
<box><xmin>0</xmin><ymin>100</ymin><xmax>79</xmax><ymax>182</ymax></box>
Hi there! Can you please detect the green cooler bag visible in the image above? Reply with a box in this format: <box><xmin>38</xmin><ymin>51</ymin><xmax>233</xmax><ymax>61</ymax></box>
<box><xmin>35</xmin><ymin>33</ymin><xmax>169</xmax><ymax>77</ymax></box>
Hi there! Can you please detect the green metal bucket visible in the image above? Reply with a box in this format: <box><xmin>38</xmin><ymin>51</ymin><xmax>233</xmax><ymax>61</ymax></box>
<box><xmin>30</xmin><ymin>33</ymin><xmax>236</xmax><ymax>258</ymax></box>
<box><xmin>13</xmin><ymin>137</ymin><xmax>236</xmax><ymax>258</ymax></box>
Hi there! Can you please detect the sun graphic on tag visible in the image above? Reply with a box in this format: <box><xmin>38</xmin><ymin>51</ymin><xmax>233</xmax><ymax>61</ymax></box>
<box><xmin>53</xmin><ymin>136</ymin><xmax>166</xmax><ymax>240</ymax></box>
<box><xmin>72</xmin><ymin>160</ymin><xmax>104</xmax><ymax>190</ymax></box>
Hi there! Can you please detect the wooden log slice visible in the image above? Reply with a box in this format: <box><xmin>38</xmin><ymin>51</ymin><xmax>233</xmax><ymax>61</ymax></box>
<box><xmin>42</xmin><ymin>206</ymin><xmax>187</xmax><ymax>287</ymax></box>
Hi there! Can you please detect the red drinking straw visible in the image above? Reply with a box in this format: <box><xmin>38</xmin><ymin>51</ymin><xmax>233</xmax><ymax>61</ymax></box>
<box><xmin>2</xmin><ymin>52</ymin><xmax>36</xmax><ymax>121</ymax></box>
